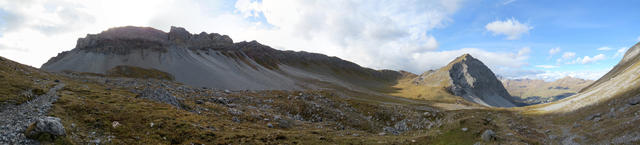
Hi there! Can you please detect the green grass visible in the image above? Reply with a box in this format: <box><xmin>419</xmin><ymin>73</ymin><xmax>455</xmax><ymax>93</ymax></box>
<box><xmin>106</xmin><ymin>65</ymin><xmax>174</xmax><ymax>80</ymax></box>
<box><xmin>0</xmin><ymin>57</ymin><xmax>50</xmax><ymax>106</ymax></box>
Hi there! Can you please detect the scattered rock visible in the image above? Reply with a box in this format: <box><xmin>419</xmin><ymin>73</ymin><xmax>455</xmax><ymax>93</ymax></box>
<box><xmin>136</xmin><ymin>88</ymin><xmax>183</xmax><ymax>108</ymax></box>
<box><xmin>232</xmin><ymin>117</ymin><xmax>241</xmax><ymax>123</ymax></box>
<box><xmin>462</xmin><ymin>128</ymin><xmax>468</xmax><ymax>132</ymax></box>
<box><xmin>277</xmin><ymin>118</ymin><xmax>293</xmax><ymax>129</ymax></box>
<box><xmin>267</xmin><ymin>123</ymin><xmax>274</xmax><ymax>128</ymax></box>
<box><xmin>423</xmin><ymin>112</ymin><xmax>432</xmax><ymax>117</ymax></box>
<box><xmin>54</xmin><ymin>80</ymin><xmax>60</xmax><ymax>83</ymax></box>
<box><xmin>112</xmin><ymin>121</ymin><xmax>120</xmax><ymax>128</ymax></box>
<box><xmin>195</xmin><ymin>100</ymin><xmax>204</xmax><ymax>104</ymax></box>
<box><xmin>393</xmin><ymin>120</ymin><xmax>409</xmax><ymax>133</ymax></box>
<box><xmin>481</xmin><ymin>130</ymin><xmax>496</xmax><ymax>141</ymax></box>
<box><xmin>572</xmin><ymin>122</ymin><xmax>582</xmax><ymax>128</ymax></box>
<box><xmin>383</xmin><ymin>127</ymin><xmax>400</xmax><ymax>135</ymax></box>
<box><xmin>228</xmin><ymin>108</ymin><xmax>244</xmax><ymax>116</ymax></box>
<box><xmin>629</xmin><ymin>96</ymin><xmax>640</xmax><ymax>105</ymax></box>
<box><xmin>585</xmin><ymin>113</ymin><xmax>602</xmax><ymax>121</ymax></box>
<box><xmin>211</xmin><ymin>97</ymin><xmax>230</xmax><ymax>105</ymax></box>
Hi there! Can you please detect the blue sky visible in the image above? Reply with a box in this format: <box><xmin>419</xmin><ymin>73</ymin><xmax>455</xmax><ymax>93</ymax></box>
<box><xmin>0</xmin><ymin>0</ymin><xmax>639</xmax><ymax>80</ymax></box>
<box><xmin>430</xmin><ymin>0</ymin><xmax>640</xmax><ymax>79</ymax></box>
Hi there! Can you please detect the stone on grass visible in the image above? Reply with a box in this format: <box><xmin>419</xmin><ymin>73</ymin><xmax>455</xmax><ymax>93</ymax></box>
<box><xmin>481</xmin><ymin>130</ymin><xmax>496</xmax><ymax>141</ymax></box>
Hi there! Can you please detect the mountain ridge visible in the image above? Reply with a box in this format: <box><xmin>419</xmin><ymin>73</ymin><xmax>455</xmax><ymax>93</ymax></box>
<box><xmin>43</xmin><ymin>26</ymin><xmax>517</xmax><ymax>107</ymax></box>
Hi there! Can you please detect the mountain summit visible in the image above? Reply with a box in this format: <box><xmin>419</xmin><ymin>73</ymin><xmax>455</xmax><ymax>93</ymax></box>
<box><xmin>393</xmin><ymin>54</ymin><xmax>517</xmax><ymax>107</ymax></box>
<box><xmin>444</xmin><ymin>54</ymin><xmax>516</xmax><ymax>107</ymax></box>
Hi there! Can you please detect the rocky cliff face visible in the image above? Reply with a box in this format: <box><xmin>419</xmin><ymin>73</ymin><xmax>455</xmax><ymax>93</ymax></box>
<box><xmin>399</xmin><ymin>54</ymin><xmax>517</xmax><ymax>107</ymax></box>
<box><xmin>445</xmin><ymin>54</ymin><xmax>516</xmax><ymax>107</ymax></box>
<box><xmin>42</xmin><ymin>26</ymin><xmax>401</xmax><ymax>91</ymax></box>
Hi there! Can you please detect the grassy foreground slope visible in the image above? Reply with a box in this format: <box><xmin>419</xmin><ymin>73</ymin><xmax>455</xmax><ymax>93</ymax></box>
<box><xmin>1</xmin><ymin>55</ymin><xmax>552</xmax><ymax>144</ymax></box>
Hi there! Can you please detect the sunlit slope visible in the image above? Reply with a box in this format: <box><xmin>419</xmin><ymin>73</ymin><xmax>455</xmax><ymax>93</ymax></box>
<box><xmin>537</xmin><ymin>42</ymin><xmax>640</xmax><ymax>112</ymax></box>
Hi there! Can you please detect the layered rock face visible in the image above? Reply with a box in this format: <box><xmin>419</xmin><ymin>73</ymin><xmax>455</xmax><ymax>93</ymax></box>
<box><xmin>410</xmin><ymin>54</ymin><xmax>517</xmax><ymax>107</ymax></box>
<box><xmin>42</xmin><ymin>26</ymin><xmax>401</xmax><ymax>91</ymax></box>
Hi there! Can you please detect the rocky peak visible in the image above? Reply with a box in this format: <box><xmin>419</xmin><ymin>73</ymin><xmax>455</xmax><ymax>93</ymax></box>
<box><xmin>69</xmin><ymin>26</ymin><xmax>238</xmax><ymax>55</ymax></box>
<box><xmin>446</xmin><ymin>54</ymin><xmax>516</xmax><ymax>107</ymax></box>
<box><xmin>168</xmin><ymin>26</ymin><xmax>191</xmax><ymax>43</ymax></box>
<box><xmin>75</xmin><ymin>26</ymin><xmax>168</xmax><ymax>49</ymax></box>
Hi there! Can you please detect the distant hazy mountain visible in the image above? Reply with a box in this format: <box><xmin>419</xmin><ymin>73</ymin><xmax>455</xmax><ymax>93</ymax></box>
<box><xmin>500</xmin><ymin>77</ymin><xmax>594</xmax><ymax>105</ymax></box>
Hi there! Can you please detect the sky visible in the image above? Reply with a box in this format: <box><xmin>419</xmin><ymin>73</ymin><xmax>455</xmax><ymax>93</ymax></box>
<box><xmin>0</xmin><ymin>0</ymin><xmax>639</xmax><ymax>81</ymax></box>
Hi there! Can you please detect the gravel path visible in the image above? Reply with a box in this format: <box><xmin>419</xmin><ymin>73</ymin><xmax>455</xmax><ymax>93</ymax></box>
<box><xmin>0</xmin><ymin>83</ymin><xmax>65</xmax><ymax>145</ymax></box>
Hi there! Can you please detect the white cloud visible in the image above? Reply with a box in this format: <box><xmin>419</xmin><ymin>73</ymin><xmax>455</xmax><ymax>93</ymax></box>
<box><xmin>485</xmin><ymin>18</ymin><xmax>532</xmax><ymax>40</ymax></box>
<box><xmin>549</xmin><ymin>47</ymin><xmax>561</xmax><ymax>55</ymax></box>
<box><xmin>0</xmin><ymin>0</ymin><xmax>537</xmax><ymax>79</ymax></box>
<box><xmin>614</xmin><ymin>47</ymin><xmax>627</xmax><ymax>57</ymax></box>
<box><xmin>556</xmin><ymin>52</ymin><xmax>576</xmax><ymax>63</ymax></box>
<box><xmin>0</xmin><ymin>0</ymin><xmax>466</xmax><ymax>72</ymax></box>
<box><xmin>502</xmin><ymin>0</ymin><xmax>517</xmax><ymax>5</ymax></box>
<box><xmin>637</xmin><ymin>36</ymin><xmax>640</xmax><ymax>41</ymax></box>
<box><xmin>535</xmin><ymin>65</ymin><xmax>558</xmax><ymax>69</ymax></box>
<box><xmin>567</xmin><ymin>54</ymin><xmax>606</xmax><ymax>64</ymax></box>
<box><xmin>597</xmin><ymin>46</ymin><xmax>612</xmax><ymax>51</ymax></box>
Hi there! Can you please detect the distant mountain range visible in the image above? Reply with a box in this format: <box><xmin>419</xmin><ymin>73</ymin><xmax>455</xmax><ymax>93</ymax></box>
<box><xmin>41</xmin><ymin>26</ymin><xmax>518</xmax><ymax>107</ymax></box>
<box><xmin>500</xmin><ymin>77</ymin><xmax>594</xmax><ymax>105</ymax></box>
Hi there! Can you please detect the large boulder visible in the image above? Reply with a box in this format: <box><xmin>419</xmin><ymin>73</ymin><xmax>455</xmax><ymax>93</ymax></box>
<box><xmin>32</xmin><ymin>117</ymin><xmax>66</xmax><ymax>136</ymax></box>
<box><xmin>25</xmin><ymin>117</ymin><xmax>72</xmax><ymax>144</ymax></box>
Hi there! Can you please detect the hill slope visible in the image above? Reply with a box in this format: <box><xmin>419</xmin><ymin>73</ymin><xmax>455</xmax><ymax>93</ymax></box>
<box><xmin>41</xmin><ymin>26</ymin><xmax>401</xmax><ymax>91</ymax></box>
<box><xmin>538</xmin><ymin>42</ymin><xmax>640</xmax><ymax>112</ymax></box>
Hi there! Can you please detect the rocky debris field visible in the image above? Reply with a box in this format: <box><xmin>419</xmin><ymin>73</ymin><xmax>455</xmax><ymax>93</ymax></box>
<box><xmin>37</xmin><ymin>72</ymin><xmax>551</xmax><ymax>144</ymax></box>
<box><xmin>0</xmin><ymin>83</ymin><xmax>64</xmax><ymax>144</ymax></box>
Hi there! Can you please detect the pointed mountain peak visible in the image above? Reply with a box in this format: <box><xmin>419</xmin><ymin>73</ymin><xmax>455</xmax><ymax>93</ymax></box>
<box><xmin>453</xmin><ymin>53</ymin><xmax>475</xmax><ymax>62</ymax></box>
<box><xmin>443</xmin><ymin>53</ymin><xmax>483</xmax><ymax>70</ymax></box>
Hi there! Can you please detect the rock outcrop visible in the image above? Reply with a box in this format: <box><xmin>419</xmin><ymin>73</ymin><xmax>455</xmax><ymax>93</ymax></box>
<box><xmin>406</xmin><ymin>54</ymin><xmax>517</xmax><ymax>107</ymax></box>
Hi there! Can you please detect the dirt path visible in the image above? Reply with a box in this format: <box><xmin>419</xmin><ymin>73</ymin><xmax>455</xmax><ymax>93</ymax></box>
<box><xmin>0</xmin><ymin>83</ymin><xmax>65</xmax><ymax>144</ymax></box>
